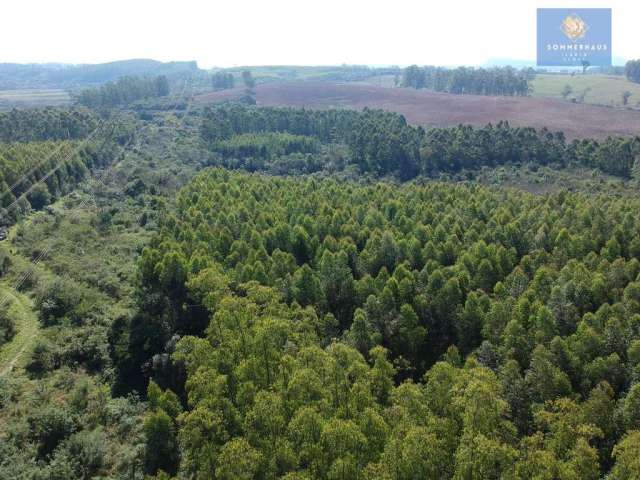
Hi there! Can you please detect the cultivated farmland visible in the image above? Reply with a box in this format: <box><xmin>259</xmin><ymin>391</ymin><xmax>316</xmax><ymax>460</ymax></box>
<box><xmin>0</xmin><ymin>89</ymin><xmax>70</xmax><ymax>110</ymax></box>
<box><xmin>195</xmin><ymin>81</ymin><xmax>640</xmax><ymax>139</ymax></box>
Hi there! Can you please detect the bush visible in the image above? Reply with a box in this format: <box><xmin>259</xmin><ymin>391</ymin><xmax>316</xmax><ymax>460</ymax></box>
<box><xmin>0</xmin><ymin>244</ymin><xmax>10</xmax><ymax>276</ymax></box>
<box><xmin>59</xmin><ymin>325</ymin><xmax>110</xmax><ymax>371</ymax></box>
<box><xmin>0</xmin><ymin>376</ymin><xmax>12</xmax><ymax>409</ymax></box>
<box><xmin>26</xmin><ymin>339</ymin><xmax>58</xmax><ymax>376</ymax></box>
<box><xmin>36</xmin><ymin>278</ymin><xmax>87</xmax><ymax>326</ymax></box>
<box><xmin>0</xmin><ymin>301</ymin><xmax>16</xmax><ymax>345</ymax></box>
<box><xmin>27</xmin><ymin>406</ymin><xmax>78</xmax><ymax>458</ymax></box>
<box><xmin>60</xmin><ymin>428</ymin><xmax>107</xmax><ymax>479</ymax></box>
<box><xmin>12</xmin><ymin>262</ymin><xmax>41</xmax><ymax>292</ymax></box>
<box><xmin>27</xmin><ymin>183</ymin><xmax>52</xmax><ymax>210</ymax></box>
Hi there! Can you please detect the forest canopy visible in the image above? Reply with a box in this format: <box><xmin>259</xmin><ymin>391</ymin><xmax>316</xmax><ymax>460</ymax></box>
<box><xmin>0</xmin><ymin>108</ymin><xmax>99</xmax><ymax>142</ymax></box>
<box><xmin>4</xmin><ymin>87</ymin><xmax>640</xmax><ymax>480</ymax></box>
<box><xmin>200</xmin><ymin>105</ymin><xmax>640</xmax><ymax>179</ymax></box>
<box><xmin>111</xmin><ymin>168</ymin><xmax>640</xmax><ymax>478</ymax></box>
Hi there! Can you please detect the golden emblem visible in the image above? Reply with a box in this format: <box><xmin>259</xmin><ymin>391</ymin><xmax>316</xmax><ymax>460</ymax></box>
<box><xmin>561</xmin><ymin>13</ymin><xmax>588</xmax><ymax>41</ymax></box>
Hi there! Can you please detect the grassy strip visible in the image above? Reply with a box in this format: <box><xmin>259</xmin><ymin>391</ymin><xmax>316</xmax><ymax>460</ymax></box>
<box><xmin>0</xmin><ymin>284</ymin><xmax>39</xmax><ymax>376</ymax></box>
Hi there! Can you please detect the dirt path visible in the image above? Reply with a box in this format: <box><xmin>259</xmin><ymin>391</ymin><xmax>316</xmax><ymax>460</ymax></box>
<box><xmin>0</xmin><ymin>286</ymin><xmax>39</xmax><ymax>377</ymax></box>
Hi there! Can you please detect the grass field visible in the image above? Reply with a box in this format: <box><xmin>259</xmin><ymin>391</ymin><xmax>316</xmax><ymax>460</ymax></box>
<box><xmin>0</xmin><ymin>89</ymin><xmax>71</xmax><ymax>110</ymax></box>
<box><xmin>531</xmin><ymin>74</ymin><xmax>640</xmax><ymax>108</ymax></box>
<box><xmin>0</xmin><ymin>285</ymin><xmax>39</xmax><ymax>376</ymax></box>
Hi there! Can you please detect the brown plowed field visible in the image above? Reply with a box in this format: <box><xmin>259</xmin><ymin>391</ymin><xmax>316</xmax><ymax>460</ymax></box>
<box><xmin>195</xmin><ymin>81</ymin><xmax>640</xmax><ymax>139</ymax></box>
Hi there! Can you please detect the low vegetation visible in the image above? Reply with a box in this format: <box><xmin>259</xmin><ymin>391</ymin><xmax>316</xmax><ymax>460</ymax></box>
<box><xmin>0</xmin><ymin>89</ymin><xmax>71</xmax><ymax>111</ymax></box>
<box><xmin>0</xmin><ymin>111</ymin><xmax>207</xmax><ymax>479</ymax></box>
<box><xmin>532</xmin><ymin>73</ymin><xmax>640</xmax><ymax>107</ymax></box>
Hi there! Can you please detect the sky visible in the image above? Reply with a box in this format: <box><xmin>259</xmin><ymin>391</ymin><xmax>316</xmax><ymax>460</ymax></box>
<box><xmin>1</xmin><ymin>0</ymin><xmax>637</xmax><ymax>68</ymax></box>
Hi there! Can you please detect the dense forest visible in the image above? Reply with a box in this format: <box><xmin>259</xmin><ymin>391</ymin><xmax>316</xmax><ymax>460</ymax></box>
<box><xmin>201</xmin><ymin>105</ymin><xmax>640</xmax><ymax>179</ymax></box>
<box><xmin>3</xmin><ymin>93</ymin><xmax>640</xmax><ymax>480</ymax></box>
<box><xmin>401</xmin><ymin>66</ymin><xmax>533</xmax><ymax>96</ymax></box>
<box><xmin>0</xmin><ymin>108</ymin><xmax>99</xmax><ymax>142</ymax></box>
<box><xmin>105</xmin><ymin>168</ymin><xmax>640</xmax><ymax>478</ymax></box>
<box><xmin>76</xmin><ymin>75</ymin><xmax>171</xmax><ymax>109</ymax></box>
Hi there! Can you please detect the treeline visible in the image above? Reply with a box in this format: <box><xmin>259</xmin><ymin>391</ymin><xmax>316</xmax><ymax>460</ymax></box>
<box><xmin>626</xmin><ymin>60</ymin><xmax>640</xmax><ymax>84</ymax></box>
<box><xmin>212</xmin><ymin>71</ymin><xmax>235</xmax><ymax>90</ymax></box>
<box><xmin>0</xmin><ymin>140</ymin><xmax>120</xmax><ymax>225</ymax></box>
<box><xmin>113</xmin><ymin>169</ymin><xmax>640</xmax><ymax>478</ymax></box>
<box><xmin>200</xmin><ymin>105</ymin><xmax>640</xmax><ymax>179</ymax></box>
<box><xmin>420</xmin><ymin>123</ymin><xmax>640</xmax><ymax>178</ymax></box>
<box><xmin>200</xmin><ymin>105</ymin><xmax>362</xmax><ymax>143</ymax></box>
<box><xmin>208</xmin><ymin>132</ymin><xmax>325</xmax><ymax>175</ymax></box>
<box><xmin>212</xmin><ymin>132</ymin><xmax>320</xmax><ymax>159</ymax></box>
<box><xmin>200</xmin><ymin>106</ymin><xmax>420</xmax><ymax>178</ymax></box>
<box><xmin>402</xmin><ymin>65</ymin><xmax>532</xmax><ymax>96</ymax></box>
<box><xmin>0</xmin><ymin>108</ymin><xmax>99</xmax><ymax>142</ymax></box>
<box><xmin>76</xmin><ymin>75</ymin><xmax>170</xmax><ymax>108</ymax></box>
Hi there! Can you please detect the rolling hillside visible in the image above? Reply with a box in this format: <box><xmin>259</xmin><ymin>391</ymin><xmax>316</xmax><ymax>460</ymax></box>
<box><xmin>195</xmin><ymin>81</ymin><xmax>640</xmax><ymax>139</ymax></box>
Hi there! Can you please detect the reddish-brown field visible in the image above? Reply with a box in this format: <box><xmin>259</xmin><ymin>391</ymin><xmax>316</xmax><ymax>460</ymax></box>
<box><xmin>195</xmin><ymin>81</ymin><xmax>640</xmax><ymax>139</ymax></box>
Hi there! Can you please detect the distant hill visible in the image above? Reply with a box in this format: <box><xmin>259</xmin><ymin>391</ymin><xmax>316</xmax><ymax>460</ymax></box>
<box><xmin>0</xmin><ymin>59</ymin><xmax>200</xmax><ymax>90</ymax></box>
<box><xmin>482</xmin><ymin>58</ymin><xmax>537</xmax><ymax>68</ymax></box>
<box><xmin>217</xmin><ymin>65</ymin><xmax>402</xmax><ymax>85</ymax></box>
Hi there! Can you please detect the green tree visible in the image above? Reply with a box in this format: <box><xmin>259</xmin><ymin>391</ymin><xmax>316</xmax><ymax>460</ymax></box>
<box><xmin>216</xmin><ymin>438</ymin><xmax>263</xmax><ymax>480</ymax></box>
<box><xmin>610</xmin><ymin>430</ymin><xmax>640</xmax><ymax>479</ymax></box>
<box><xmin>143</xmin><ymin>410</ymin><xmax>179</xmax><ymax>475</ymax></box>
<box><xmin>242</xmin><ymin>70</ymin><xmax>256</xmax><ymax>89</ymax></box>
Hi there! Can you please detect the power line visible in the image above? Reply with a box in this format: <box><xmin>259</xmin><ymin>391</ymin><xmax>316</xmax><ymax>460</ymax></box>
<box><xmin>0</xmin><ymin>118</ymin><xmax>108</xmax><ymax>205</ymax></box>
<box><xmin>1</xmin><ymin>140</ymin><xmax>71</xmax><ymax>201</ymax></box>
<box><xmin>0</xmin><ymin>77</ymin><xmax>193</xmax><ymax>314</ymax></box>
<box><xmin>1</xmin><ymin>123</ymin><xmax>109</xmax><ymax>214</ymax></box>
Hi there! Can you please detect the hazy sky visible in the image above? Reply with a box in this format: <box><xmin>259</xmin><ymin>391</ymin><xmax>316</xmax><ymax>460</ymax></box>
<box><xmin>2</xmin><ymin>0</ymin><xmax>637</xmax><ymax>68</ymax></box>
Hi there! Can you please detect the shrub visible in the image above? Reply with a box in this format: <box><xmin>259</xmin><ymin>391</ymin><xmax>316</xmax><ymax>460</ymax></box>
<box><xmin>26</xmin><ymin>339</ymin><xmax>58</xmax><ymax>376</ymax></box>
<box><xmin>36</xmin><ymin>278</ymin><xmax>86</xmax><ymax>326</ymax></box>
<box><xmin>0</xmin><ymin>301</ymin><xmax>16</xmax><ymax>345</ymax></box>
<box><xmin>0</xmin><ymin>244</ymin><xmax>10</xmax><ymax>276</ymax></box>
<box><xmin>27</xmin><ymin>406</ymin><xmax>78</xmax><ymax>458</ymax></box>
